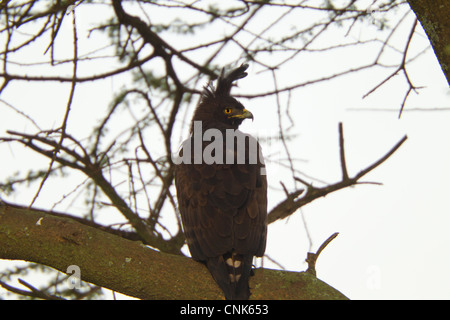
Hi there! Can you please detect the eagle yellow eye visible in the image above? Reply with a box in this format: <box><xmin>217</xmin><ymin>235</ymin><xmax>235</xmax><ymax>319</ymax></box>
<box><xmin>224</xmin><ymin>108</ymin><xmax>232</xmax><ymax>114</ymax></box>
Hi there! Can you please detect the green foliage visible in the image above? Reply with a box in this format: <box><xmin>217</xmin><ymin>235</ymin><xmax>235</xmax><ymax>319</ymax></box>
<box><xmin>0</xmin><ymin>168</ymin><xmax>64</xmax><ymax>196</ymax></box>
<box><xmin>132</xmin><ymin>69</ymin><xmax>169</xmax><ymax>91</ymax></box>
<box><xmin>0</xmin><ymin>263</ymin><xmax>104</xmax><ymax>300</ymax></box>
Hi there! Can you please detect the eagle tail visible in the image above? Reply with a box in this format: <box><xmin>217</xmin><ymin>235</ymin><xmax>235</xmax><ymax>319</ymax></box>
<box><xmin>206</xmin><ymin>252</ymin><xmax>254</xmax><ymax>300</ymax></box>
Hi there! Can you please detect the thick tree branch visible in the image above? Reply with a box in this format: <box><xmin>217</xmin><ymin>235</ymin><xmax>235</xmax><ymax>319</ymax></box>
<box><xmin>0</xmin><ymin>202</ymin><xmax>347</xmax><ymax>300</ymax></box>
<box><xmin>407</xmin><ymin>0</ymin><xmax>450</xmax><ymax>86</ymax></box>
<box><xmin>0</xmin><ymin>131</ymin><xmax>186</xmax><ymax>252</ymax></box>
<box><xmin>2</xmin><ymin>130</ymin><xmax>155</xmax><ymax>246</ymax></box>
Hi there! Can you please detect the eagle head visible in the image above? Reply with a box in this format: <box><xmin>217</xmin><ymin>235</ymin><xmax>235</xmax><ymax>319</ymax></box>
<box><xmin>191</xmin><ymin>63</ymin><xmax>253</xmax><ymax>131</ymax></box>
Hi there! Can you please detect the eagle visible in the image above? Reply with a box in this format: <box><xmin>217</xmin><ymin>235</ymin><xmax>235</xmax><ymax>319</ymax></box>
<box><xmin>174</xmin><ymin>63</ymin><xmax>267</xmax><ymax>300</ymax></box>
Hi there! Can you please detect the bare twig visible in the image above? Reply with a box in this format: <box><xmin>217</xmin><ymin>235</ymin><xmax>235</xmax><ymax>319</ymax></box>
<box><xmin>306</xmin><ymin>233</ymin><xmax>339</xmax><ymax>277</ymax></box>
<box><xmin>0</xmin><ymin>278</ymin><xmax>65</xmax><ymax>300</ymax></box>
<box><xmin>363</xmin><ymin>18</ymin><xmax>422</xmax><ymax>118</ymax></box>
<box><xmin>268</xmin><ymin>124</ymin><xmax>408</xmax><ymax>224</ymax></box>
<box><xmin>29</xmin><ymin>10</ymin><xmax>79</xmax><ymax>207</ymax></box>
<box><xmin>338</xmin><ymin>123</ymin><xmax>349</xmax><ymax>181</ymax></box>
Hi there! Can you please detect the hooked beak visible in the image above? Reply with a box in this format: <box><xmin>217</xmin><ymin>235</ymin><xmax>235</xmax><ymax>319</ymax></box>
<box><xmin>232</xmin><ymin>108</ymin><xmax>254</xmax><ymax>121</ymax></box>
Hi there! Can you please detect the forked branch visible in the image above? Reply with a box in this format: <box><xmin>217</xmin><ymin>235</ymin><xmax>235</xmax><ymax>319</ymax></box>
<box><xmin>268</xmin><ymin>123</ymin><xmax>407</xmax><ymax>224</ymax></box>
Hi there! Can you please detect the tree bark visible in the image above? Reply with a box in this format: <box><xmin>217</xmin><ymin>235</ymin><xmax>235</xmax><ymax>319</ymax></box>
<box><xmin>407</xmin><ymin>0</ymin><xmax>450</xmax><ymax>85</ymax></box>
<box><xmin>0</xmin><ymin>202</ymin><xmax>347</xmax><ymax>300</ymax></box>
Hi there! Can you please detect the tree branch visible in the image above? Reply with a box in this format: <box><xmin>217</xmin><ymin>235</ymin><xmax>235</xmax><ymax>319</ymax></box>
<box><xmin>306</xmin><ymin>233</ymin><xmax>339</xmax><ymax>277</ymax></box>
<box><xmin>111</xmin><ymin>0</ymin><xmax>216</xmax><ymax>79</ymax></box>
<box><xmin>0</xmin><ymin>278</ymin><xmax>64</xmax><ymax>300</ymax></box>
<box><xmin>407</xmin><ymin>0</ymin><xmax>450</xmax><ymax>86</ymax></box>
<box><xmin>0</xmin><ymin>202</ymin><xmax>347</xmax><ymax>300</ymax></box>
<box><xmin>1</xmin><ymin>130</ymin><xmax>159</xmax><ymax>248</ymax></box>
<box><xmin>268</xmin><ymin>125</ymin><xmax>408</xmax><ymax>224</ymax></box>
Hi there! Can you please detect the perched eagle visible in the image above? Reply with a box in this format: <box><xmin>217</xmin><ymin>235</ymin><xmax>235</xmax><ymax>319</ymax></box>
<box><xmin>174</xmin><ymin>64</ymin><xmax>267</xmax><ymax>300</ymax></box>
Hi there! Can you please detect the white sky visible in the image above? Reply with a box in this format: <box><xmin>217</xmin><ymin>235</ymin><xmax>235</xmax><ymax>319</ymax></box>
<box><xmin>1</xmin><ymin>1</ymin><xmax>450</xmax><ymax>300</ymax></box>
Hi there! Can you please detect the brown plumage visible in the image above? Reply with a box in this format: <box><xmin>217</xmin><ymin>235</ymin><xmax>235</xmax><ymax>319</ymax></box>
<box><xmin>174</xmin><ymin>64</ymin><xmax>267</xmax><ymax>300</ymax></box>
